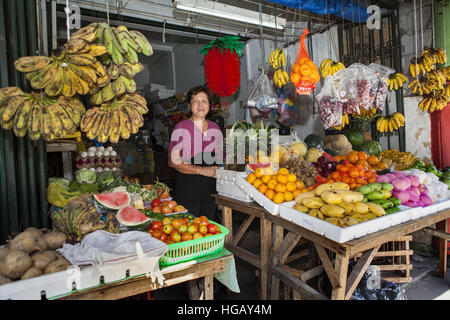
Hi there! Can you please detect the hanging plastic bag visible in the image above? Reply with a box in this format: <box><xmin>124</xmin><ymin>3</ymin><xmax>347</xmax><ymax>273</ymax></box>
<box><xmin>346</xmin><ymin>63</ymin><xmax>380</xmax><ymax>111</ymax></box>
<box><xmin>316</xmin><ymin>77</ymin><xmax>344</xmax><ymax>129</ymax></box>
<box><xmin>290</xmin><ymin>29</ymin><xmax>320</xmax><ymax>95</ymax></box>
<box><xmin>247</xmin><ymin>71</ymin><xmax>279</xmax><ymax>113</ymax></box>
<box><xmin>369</xmin><ymin>63</ymin><xmax>395</xmax><ymax>111</ymax></box>
<box><xmin>275</xmin><ymin>87</ymin><xmax>298</xmax><ymax>128</ymax></box>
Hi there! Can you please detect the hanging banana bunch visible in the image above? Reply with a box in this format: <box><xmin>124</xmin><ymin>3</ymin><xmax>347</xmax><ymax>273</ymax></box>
<box><xmin>418</xmin><ymin>95</ymin><xmax>449</xmax><ymax>113</ymax></box>
<box><xmin>15</xmin><ymin>33</ymin><xmax>109</xmax><ymax>97</ymax></box>
<box><xmin>0</xmin><ymin>87</ymin><xmax>85</xmax><ymax>141</ymax></box>
<box><xmin>80</xmin><ymin>93</ymin><xmax>148</xmax><ymax>143</ymax></box>
<box><xmin>332</xmin><ymin>114</ymin><xmax>349</xmax><ymax>131</ymax></box>
<box><xmin>387</xmin><ymin>73</ymin><xmax>407</xmax><ymax>91</ymax></box>
<box><xmin>409</xmin><ymin>48</ymin><xmax>447</xmax><ymax>78</ymax></box>
<box><xmin>269</xmin><ymin>48</ymin><xmax>290</xmax><ymax>88</ymax></box>
<box><xmin>319</xmin><ymin>58</ymin><xmax>345</xmax><ymax>78</ymax></box>
<box><xmin>376</xmin><ymin>113</ymin><xmax>405</xmax><ymax>134</ymax></box>
<box><xmin>353</xmin><ymin>107</ymin><xmax>378</xmax><ymax>119</ymax></box>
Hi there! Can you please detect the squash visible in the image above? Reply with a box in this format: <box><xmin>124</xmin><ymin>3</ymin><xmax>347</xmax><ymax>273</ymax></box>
<box><xmin>304</xmin><ymin>134</ymin><xmax>323</xmax><ymax>149</ymax></box>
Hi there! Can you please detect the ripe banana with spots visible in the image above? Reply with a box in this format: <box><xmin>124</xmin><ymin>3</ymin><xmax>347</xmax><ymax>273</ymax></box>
<box><xmin>273</xmin><ymin>68</ymin><xmax>289</xmax><ymax>88</ymax></box>
<box><xmin>387</xmin><ymin>73</ymin><xmax>407</xmax><ymax>91</ymax></box>
<box><xmin>269</xmin><ymin>48</ymin><xmax>286</xmax><ymax>70</ymax></box>
<box><xmin>319</xmin><ymin>58</ymin><xmax>345</xmax><ymax>78</ymax></box>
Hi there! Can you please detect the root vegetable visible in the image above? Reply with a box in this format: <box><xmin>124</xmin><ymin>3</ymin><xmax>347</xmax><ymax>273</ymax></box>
<box><xmin>0</xmin><ymin>250</ymin><xmax>32</xmax><ymax>280</ymax></box>
<box><xmin>42</xmin><ymin>231</ymin><xmax>67</xmax><ymax>250</ymax></box>
<box><xmin>0</xmin><ymin>274</ymin><xmax>11</xmax><ymax>285</ymax></box>
<box><xmin>8</xmin><ymin>232</ymin><xmax>42</xmax><ymax>254</ymax></box>
<box><xmin>31</xmin><ymin>251</ymin><xmax>57</xmax><ymax>270</ymax></box>
<box><xmin>0</xmin><ymin>247</ymin><xmax>9</xmax><ymax>261</ymax></box>
<box><xmin>44</xmin><ymin>258</ymin><xmax>71</xmax><ymax>274</ymax></box>
<box><xmin>24</xmin><ymin>227</ymin><xmax>43</xmax><ymax>238</ymax></box>
<box><xmin>20</xmin><ymin>266</ymin><xmax>43</xmax><ymax>280</ymax></box>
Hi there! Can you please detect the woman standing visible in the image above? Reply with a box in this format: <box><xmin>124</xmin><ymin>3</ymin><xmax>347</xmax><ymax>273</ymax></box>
<box><xmin>168</xmin><ymin>86</ymin><xmax>223</xmax><ymax>221</ymax></box>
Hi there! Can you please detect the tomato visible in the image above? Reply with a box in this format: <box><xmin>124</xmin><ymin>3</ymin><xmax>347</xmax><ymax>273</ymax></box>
<box><xmin>163</xmin><ymin>224</ymin><xmax>173</xmax><ymax>235</ymax></box>
<box><xmin>151</xmin><ymin>199</ymin><xmax>161</xmax><ymax>208</ymax></box>
<box><xmin>152</xmin><ymin>230</ymin><xmax>162</xmax><ymax>239</ymax></box>
<box><xmin>199</xmin><ymin>225</ymin><xmax>208</xmax><ymax>235</ymax></box>
<box><xmin>174</xmin><ymin>205</ymin><xmax>186</xmax><ymax>212</ymax></box>
<box><xmin>178</xmin><ymin>224</ymin><xmax>188</xmax><ymax>234</ymax></box>
<box><xmin>161</xmin><ymin>217</ymin><xmax>172</xmax><ymax>225</ymax></box>
<box><xmin>192</xmin><ymin>217</ymin><xmax>201</xmax><ymax>225</ymax></box>
<box><xmin>181</xmin><ymin>232</ymin><xmax>193</xmax><ymax>242</ymax></box>
<box><xmin>151</xmin><ymin>221</ymin><xmax>162</xmax><ymax>231</ymax></box>
<box><xmin>161</xmin><ymin>205</ymin><xmax>173</xmax><ymax>215</ymax></box>
<box><xmin>187</xmin><ymin>224</ymin><xmax>198</xmax><ymax>234</ymax></box>
<box><xmin>193</xmin><ymin>232</ymin><xmax>204</xmax><ymax>240</ymax></box>
<box><xmin>207</xmin><ymin>223</ymin><xmax>217</xmax><ymax>234</ymax></box>
<box><xmin>166</xmin><ymin>200</ymin><xmax>177</xmax><ymax>209</ymax></box>
<box><xmin>160</xmin><ymin>233</ymin><xmax>168</xmax><ymax>242</ymax></box>
<box><xmin>171</xmin><ymin>218</ymin><xmax>183</xmax><ymax>230</ymax></box>
<box><xmin>159</xmin><ymin>191</ymin><xmax>170</xmax><ymax>199</ymax></box>
<box><xmin>152</xmin><ymin>206</ymin><xmax>161</xmax><ymax>213</ymax></box>
<box><xmin>183</xmin><ymin>218</ymin><xmax>190</xmax><ymax>225</ymax></box>
<box><xmin>170</xmin><ymin>231</ymin><xmax>181</xmax><ymax>243</ymax></box>
<box><xmin>199</xmin><ymin>216</ymin><xmax>209</xmax><ymax>224</ymax></box>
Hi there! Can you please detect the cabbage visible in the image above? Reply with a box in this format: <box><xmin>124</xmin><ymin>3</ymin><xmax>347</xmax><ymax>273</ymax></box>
<box><xmin>76</xmin><ymin>169</ymin><xmax>97</xmax><ymax>184</ymax></box>
<box><xmin>96</xmin><ymin>171</ymin><xmax>117</xmax><ymax>191</ymax></box>
<box><xmin>48</xmin><ymin>177</ymin><xmax>71</xmax><ymax>188</ymax></box>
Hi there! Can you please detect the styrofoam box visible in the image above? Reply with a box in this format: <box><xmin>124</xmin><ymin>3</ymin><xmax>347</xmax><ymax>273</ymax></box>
<box><xmin>234</xmin><ymin>172</ymin><xmax>295</xmax><ymax>215</ymax></box>
<box><xmin>279</xmin><ymin>202</ymin><xmax>420</xmax><ymax>243</ymax></box>
<box><xmin>216</xmin><ymin>169</ymin><xmax>253</xmax><ymax>202</ymax></box>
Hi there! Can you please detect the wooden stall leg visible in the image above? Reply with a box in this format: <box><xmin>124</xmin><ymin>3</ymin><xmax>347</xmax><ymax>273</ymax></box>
<box><xmin>260</xmin><ymin>218</ymin><xmax>272</xmax><ymax>300</ymax></box>
<box><xmin>330</xmin><ymin>250</ymin><xmax>350</xmax><ymax>300</ymax></box>
<box><xmin>204</xmin><ymin>275</ymin><xmax>214</xmax><ymax>300</ymax></box>
<box><xmin>222</xmin><ymin>206</ymin><xmax>233</xmax><ymax>244</ymax></box>
<box><xmin>439</xmin><ymin>219</ymin><xmax>448</xmax><ymax>278</ymax></box>
<box><xmin>270</xmin><ymin>224</ymin><xmax>284</xmax><ymax>300</ymax></box>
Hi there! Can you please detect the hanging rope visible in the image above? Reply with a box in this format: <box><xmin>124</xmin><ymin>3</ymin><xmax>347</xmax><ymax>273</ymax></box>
<box><xmin>413</xmin><ymin>0</ymin><xmax>419</xmax><ymax>82</ymax></box>
<box><xmin>444</xmin><ymin>0</ymin><xmax>447</xmax><ymax>53</ymax></box>
<box><xmin>420</xmin><ymin>0</ymin><xmax>424</xmax><ymax>52</ymax></box>
<box><xmin>65</xmin><ymin>0</ymin><xmax>71</xmax><ymax>41</ymax></box>
<box><xmin>258</xmin><ymin>0</ymin><xmax>266</xmax><ymax>70</ymax></box>
<box><xmin>431</xmin><ymin>0</ymin><xmax>435</xmax><ymax>49</ymax></box>
<box><xmin>106</xmin><ymin>0</ymin><xmax>110</xmax><ymax>26</ymax></box>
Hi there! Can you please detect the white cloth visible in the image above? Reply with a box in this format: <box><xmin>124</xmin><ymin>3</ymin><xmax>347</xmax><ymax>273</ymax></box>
<box><xmin>58</xmin><ymin>230</ymin><xmax>168</xmax><ymax>286</ymax></box>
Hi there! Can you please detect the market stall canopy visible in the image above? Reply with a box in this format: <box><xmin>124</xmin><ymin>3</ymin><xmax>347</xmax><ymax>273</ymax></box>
<box><xmin>264</xmin><ymin>0</ymin><xmax>370</xmax><ymax>23</ymax></box>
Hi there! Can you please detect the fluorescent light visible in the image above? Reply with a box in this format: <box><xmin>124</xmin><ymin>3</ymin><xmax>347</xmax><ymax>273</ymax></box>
<box><xmin>174</xmin><ymin>0</ymin><xmax>285</xmax><ymax>30</ymax></box>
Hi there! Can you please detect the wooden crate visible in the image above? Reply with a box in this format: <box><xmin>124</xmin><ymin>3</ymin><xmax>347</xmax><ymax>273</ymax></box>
<box><xmin>353</xmin><ymin>236</ymin><xmax>413</xmax><ymax>283</ymax></box>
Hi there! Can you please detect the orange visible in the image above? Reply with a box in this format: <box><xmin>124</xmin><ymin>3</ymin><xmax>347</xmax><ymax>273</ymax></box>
<box><xmin>258</xmin><ymin>184</ymin><xmax>268</xmax><ymax>194</ymax></box>
<box><xmin>377</xmin><ymin>161</ymin><xmax>388</xmax><ymax>170</ymax></box>
<box><xmin>253</xmin><ymin>178</ymin><xmax>262</xmax><ymax>189</ymax></box>
<box><xmin>267</xmin><ymin>179</ymin><xmax>277</xmax><ymax>190</ymax></box>
<box><xmin>284</xmin><ymin>191</ymin><xmax>294</xmax><ymax>202</ymax></box>
<box><xmin>276</xmin><ymin>174</ymin><xmax>288</xmax><ymax>184</ymax></box>
<box><xmin>357</xmin><ymin>151</ymin><xmax>368</xmax><ymax>161</ymax></box>
<box><xmin>290</xmin><ymin>72</ymin><xmax>301</xmax><ymax>85</ymax></box>
<box><xmin>292</xmin><ymin>63</ymin><xmax>301</xmax><ymax>74</ymax></box>
<box><xmin>265</xmin><ymin>189</ymin><xmax>275</xmax><ymax>200</ymax></box>
<box><xmin>261</xmin><ymin>174</ymin><xmax>272</xmax><ymax>184</ymax></box>
<box><xmin>246</xmin><ymin>173</ymin><xmax>256</xmax><ymax>184</ymax></box>
<box><xmin>286</xmin><ymin>181</ymin><xmax>297</xmax><ymax>192</ymax></box>
<box><xmin>278</xmin><ymin>168</ymin><xmax>289</xmax><ymax>175</ymax></box>
<box><xmin>367</xmin><ymin>155</ymin><xmax>379</xmax><ymax>166</ymax></box>
<box><xmin>357</xmin><ymin>159</ymin><xmax>369</xmax><ymax>169</ymax></box>
<box><xmin>347</xmin><ymin>151</ymin><xmax>359</xmax><ymax>164</ymax></box>
<box><xmin>331</xmin><ymin>171</ymin><xmax>341</xmax><ymax>180</ymax></box>
<box><xmin>293</xmin><ymin>189</ymin><xmax>302</xmax><ymax>198</ymax></box>
<box><xmin>287</xmin><ymin>173</ymin><xmax>297</xmax><ymax>183</ymax></box>
<box><xmin>254</xmin><ymin>167</ymin><xmax>263</xmax><ymax>178</ymax></box>
<box><xmin>273</xmin><ymin>192</ymin><xmax>285</xmax><ymax>204</ymax></box>
<box><xmin>296</xmin><ymin>180</ymin><xmax>305</xmax><ymax>190</ymax></box>
<box><xmin>275</xmin><ymin>183</ymin><xmax>286</xmax><ymax>193</ymax></box>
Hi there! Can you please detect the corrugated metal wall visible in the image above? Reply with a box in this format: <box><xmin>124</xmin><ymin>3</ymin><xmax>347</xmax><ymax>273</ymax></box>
<box><xmin>0</xmin><ymin>0</ymin><xmax>49</xmax><ymax>243</ymax></box>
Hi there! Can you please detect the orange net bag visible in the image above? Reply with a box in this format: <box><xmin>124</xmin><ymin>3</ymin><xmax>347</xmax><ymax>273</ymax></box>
<box><xmin>290</xmin><ymin>29</ymin><xmax>320</xmax><ymax>95</ymax></box>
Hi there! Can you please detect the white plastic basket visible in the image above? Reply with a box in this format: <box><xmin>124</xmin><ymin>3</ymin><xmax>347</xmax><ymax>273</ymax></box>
<box><xmin>216</xmin><ymin>169</ymin><xmax>253</xmax><ymax>202</ymax></box>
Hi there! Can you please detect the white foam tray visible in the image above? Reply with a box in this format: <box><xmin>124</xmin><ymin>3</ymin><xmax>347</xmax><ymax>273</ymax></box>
<box><xmin>216</xmin><ymin>169</ymin><xmax>253</xmax><ymax>202</ymax></box>
<box><xmin>234</xmin><ymin>172</ymin><xmax>296</xmax><ymax>215</ymax></box>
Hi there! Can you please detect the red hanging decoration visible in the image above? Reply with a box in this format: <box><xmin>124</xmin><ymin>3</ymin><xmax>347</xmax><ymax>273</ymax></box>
<box><xmin>201</xmin><ymin>36</ymin><xmax>244</xmax><ymax>97</ymax></box>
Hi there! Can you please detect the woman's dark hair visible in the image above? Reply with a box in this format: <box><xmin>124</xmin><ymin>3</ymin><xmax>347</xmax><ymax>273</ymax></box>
<box><xmin>186</xmin><ymin>85</ymin><xmax>213</xmax><ymax>105</ymax></box>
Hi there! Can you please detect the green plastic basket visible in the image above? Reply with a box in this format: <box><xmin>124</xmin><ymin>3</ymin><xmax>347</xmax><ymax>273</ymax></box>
<box><xmin>159</xmin><ymin>221</ymin><xmax>229</xmax><ymax>266</ymax></box>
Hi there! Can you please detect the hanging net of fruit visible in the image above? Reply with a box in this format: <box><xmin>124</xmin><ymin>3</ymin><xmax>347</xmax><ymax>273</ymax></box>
<box><xmin>200</xmin><ymin>36</ymin><xmax>244</xmax><ymax>97</ymax></box>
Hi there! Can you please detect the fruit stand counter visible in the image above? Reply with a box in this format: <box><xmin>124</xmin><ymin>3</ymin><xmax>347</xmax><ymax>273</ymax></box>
<box><xmin>213</xmin><ymin>194</ymin><xmax>450</xmax><ymax>300</ymax></box>
<box><xmin>58</xmin><ymin>249</ymin><xmax>234</xmax><ymax>300</ymax></box>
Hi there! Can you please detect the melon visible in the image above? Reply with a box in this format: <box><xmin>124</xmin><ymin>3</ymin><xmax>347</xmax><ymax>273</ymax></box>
<box><xmin>247</xmin><ymin>162</ymin><xmax>271</xmax><ymax>172</ymax></box>
<box><xmin>116</xmin><ymin>205</ymin><xmax>151</xmax><ymax>228</ymax></box>
<box><xmin>93</xmin><ymin>192</ymin><xmax>131</xmax><ymax>210</ymax></box>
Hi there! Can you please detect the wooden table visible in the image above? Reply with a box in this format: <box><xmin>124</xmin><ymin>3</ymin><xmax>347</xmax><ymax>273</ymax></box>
<box><xmin>213</xmin><ymin>194</ymin><xmax>450</xmax><ymax>300</ymax></box>
<box><xmin>212</xmin><ymin>194</ymin><xmax>272</xmax><ymax>300</ymax></box>
<box><xmin>267</xmin><ymin>207</ymin><xmax>450</xmax><ymax>300</ymax></box>
<box><xmin>59</xmin><ymin>249</ymin><xmax>233</xmax><ymax>300</ymax></box>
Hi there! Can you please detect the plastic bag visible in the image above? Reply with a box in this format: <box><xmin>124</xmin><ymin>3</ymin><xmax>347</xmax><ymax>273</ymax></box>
<box><xmin>347</xmin><ymin>63</ymin><xmax>380</xmax><ymax>111</ymax></box>
<box><xmin>369</xmin><ymin>63</ymin><xmax>395</xmax><ymax>111</ymax></box>
<box><xmin>247</xmin><ymin>71</ymin><xmax>278</xmax><ymax>113</ymax></box>
<box><xmin>316</xmin><ymin>76</ymin><xmax>344</xmax><ymax>129</ymax></box>
<box><xmin>276</xmin><ymin>87</ymin><xmax>298</xmax><ymax>128</ymax></box>
<box><xmin>291</xmin><ymin>29</ymin><xmax>320</xmax><ymax>95</ymax></box>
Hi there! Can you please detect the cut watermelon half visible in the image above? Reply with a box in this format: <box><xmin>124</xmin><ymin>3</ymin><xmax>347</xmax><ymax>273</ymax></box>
<box><xmin>247</xmin><ymin>162</ymin><xmax>271</xmax><ymax>172</ymax></box>
<box><xmin>117</xmin><ymin>205</ymin><xmax>151</xmax><ymax>228</ymax></box>
<box><xmin>93</xmin><ymin>192</ymin><xmax>131</xmax><ymax>210</ymax></box>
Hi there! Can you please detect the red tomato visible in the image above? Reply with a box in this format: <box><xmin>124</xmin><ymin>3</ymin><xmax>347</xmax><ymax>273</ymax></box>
<box><xmin>152</xmin><ymin>230</ymin><xmax>162</xmax><ymax>239</ymax></box>
<box><xmin>160</xmin><ymin>233</ymin><xmax>168</xmax><ymax>242</ymax></box>
<box><xmin>151</xmin><ymin>221</ymin><xmax>162</xmax><ymax>231</ymax></box>
<box><xmin>161</xmin><ymin>205</ymin><xmax>173</xmax><ymax>215</ymax></box>
<box><xmin>166</xmin><ymin>200</ymin><xmax>177</xmax><ymax>209</ymax></box>
<box><xmin>159</xmin><ymin>191</ymin><xmax>169</xmax><ymax>199</ymax></box>
<box><xmin>152</xmin><ymin>206</ymin><xmax>161</xmax><ymax>213</ymax></box>
<box><xmin>151</xmin><ymin>199</ymin><xmax>161</xmax><ymax>208</ymax></box>
<box><xmin>170</xmin><ymin>231</ymin><xmax>181</xmax><ymax>243</ymax></box>
<box><xmin>207</xmin><ymin>223</ymin><xmax>217</xmax><ymax>234</ymax></box>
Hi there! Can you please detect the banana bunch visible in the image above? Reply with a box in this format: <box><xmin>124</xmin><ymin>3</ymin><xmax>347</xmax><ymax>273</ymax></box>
<box><xmin>80</xmin><ymin>93</ymin><xmax>148</xmax><ymax>143</ymax></box>
<box><xmin>15</xmin><ymin>39</ymin><xmax>109</xmax><ymax>97</ymax></box>
<box><xmin>89</xmin><ymin>62</ymin><xmax>144</xmax><ymax>105</ymax></box>
<box><xmin>409</xmin><ymin>48</ymin><xmax>447</xmax><ymax>78</ymax></box>
<box><xmin>387</xmin><ymin>73</ymin><xmax>407</xmax><ymax>91</ymax></box>
<box><xmin>273</xmin><ymin>68</ymin><xmax>290</xmax><ymax>88</ymax></box>
<box><xmin>376</xmin><ymin>113</ymin><xmax>405</xmax><ymax>133</ymax></box>
<box><xmin>83</xmin><ymin>23</ymin><xmax>153</xmax><ymax>65</ymax></box>
<box><xmin>332</xmin><ymin>114</ymin><xmax>349</xmax><ymax>130</ymax></box>
<box><xmin>319</xmin><ymin>58</ymin><xmax>345</xmax><ymax>78</ymax></box>
<box><xmin>269</xmin><ymin>48</ymin><xmax>286</xmax><ymax>70</ymax></box>
<box><xmin>0</xmin><ymin>87</ymin><xmax>85</xmax><ymax>141</ymax></box>
<box><xmin>408</xmin><ymin>68</ymin><xmax>448</xmax><ymax>96</ymax></box>
<box><xmin>379</xmin><ymin>150</ymin><xmax>417</xmax><ymax>171</ymax></box>
<box><xmin>354</xmin><ymin>107</ymin><xmax>378</xmax><ymax>119</ymax></box>
<box><xmin>418</xmin><ymin>95</ymin><xmax>449</xmax><ymax>113</ymax></box>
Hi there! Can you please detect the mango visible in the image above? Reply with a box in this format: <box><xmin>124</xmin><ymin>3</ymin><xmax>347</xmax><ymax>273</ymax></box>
<box><xmin>356</xmin><ymin>185</ymin><xmax>375</xmax><ymax>195</ymax></box>
<box><xmin>366</xmin><ymin>191</ymin><xmax>385</xmax><ymax>201</ymax></box>
<box><xmin>366</xmin><ymin>183</ymin><xmax>382</xmax><ymax>192</ymax></box>
<box><xmin>380</xmin><ymin>182</ymin><xmax>394</xmax><ymax>191</ymax></box>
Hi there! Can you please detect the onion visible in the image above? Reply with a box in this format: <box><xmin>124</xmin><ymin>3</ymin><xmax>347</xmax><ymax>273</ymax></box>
<box><xmin>392</xmin><ymin>178</ymin><xmax>411</xmax><ymax>192</ymax></box>
<box><xmin>407</xmin><ymin>190</ymin><xmax>420</xmax><ymax>202</ymax></box>
<box><xmin>404</xmin><ymin>200</ymin><xmax>419</xmax><ymax>208</ymax></box>
<box><xmin>420</xmin><ymin>194</ymin><xmax>433</xmax><ymax>206</ymax></box>
<box><xmin>406</xmin><ymin>175</ymin><xmax>420</xmax><ymax>187</ymax></box>
<box><xmin>376</xmin><ymin>175</ymin><xmax>391</xmax><ymax>183</ymax></box>
<box><xmin>392</xmin><ymin>191</ymin><xmax>410</xmax><ymax>204</ymax></box>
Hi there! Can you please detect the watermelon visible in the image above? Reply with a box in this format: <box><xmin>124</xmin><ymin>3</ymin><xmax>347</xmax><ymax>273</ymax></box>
<box><xmin>345</xmin><ymin>129</ymin><xmax>365</xmax><ymax>147</ymax></box>
<box><xmin>93</xmin><ymin>191</ymin><xmax>131</xmax><ymax>210</ymax></box>
<box><xmin>360</xmin><ymin>140</ymin><xmax>383</xmax><ymax>156</ymax></box>
<box><xmin>247</xmin><ymin>162</ymin><xmax>271</xmax><ymax>172</ymax></box>
<box><xmin>304</xmin><ymin>134</ymin><xmax>323</xmax><ymax>149</ymax></box>
<box><xmin>117</xmin><ymin>205</ymin><xmax>151</xmax><ymax>228</ymax></box>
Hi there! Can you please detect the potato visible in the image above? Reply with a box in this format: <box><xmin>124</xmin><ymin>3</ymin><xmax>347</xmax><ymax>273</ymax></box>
<box><xmin>0</xmin><ymin>274</ymin><xmax>11</xmax><ymax>285</ymax></box>
<box><xmin>31</xmin><ymin>250</ymin><xmax>57</xmax><ymax>270</ymax></box>
<box><xmin>24</xmin><ymin>227</ymin><xmax>43</xmax><ymax>238</ymax></box>
<box><xmin>20</xmin><ymin>266</ymin><xmax>43</xmax><ymax>280</ymax></box>
<box><xmin>42</xmin><ymin>231</ymin><xmax>67</xmax><ymax>250</ymax></box>
<box><xmin>44</xmin><ymin>258</ymin><xmax>71</xmax><ymax>274</ymax></box>
<box><xmin>8</xmin><ymin>231</ymin><xmax>41</xmax><ymax>254</ymax></box>
<box><xmin>0</xmin><ymin>247</ymin><xmax>9</xmax><ymax>261</ymax></box>
<box><xmin>0</xmin><ymin>250</ymin><xmax>32</xmax><ymax>280</ymax></box>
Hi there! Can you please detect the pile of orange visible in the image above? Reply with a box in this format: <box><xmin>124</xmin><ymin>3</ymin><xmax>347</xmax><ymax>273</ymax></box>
<box><xmin>334</xmin><ymin>151</ymin><xmax>388</xmax><ymax>172</ymax></box>
<box><xmin>246</xmin><ymin>167</ymin><xmax>308</xmax><ymax>204</ymax></box>
<box><xmin>291</xmin><ymin>58</ymin><xmax>320</xmax><ymax>86</ymax></box>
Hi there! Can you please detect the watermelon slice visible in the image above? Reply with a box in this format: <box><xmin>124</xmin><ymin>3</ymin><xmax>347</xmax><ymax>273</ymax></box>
<box><xmin>93</xmin><ymin>192</ymin><xmax>131</xmax><ymax>210</ymax></box>
<box><xmin>247</xmin><ymin>162</ymin><xmax>271</xmax><ymax>172</ymax></box>
<box><xmin>117</xmin><ymin>205</ymin><xmax>151</xmax><ymax>228</ymax></box>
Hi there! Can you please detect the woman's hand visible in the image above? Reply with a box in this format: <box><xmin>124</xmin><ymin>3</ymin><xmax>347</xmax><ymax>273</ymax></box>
<box><xmin>199</xmin><ymin>166</ymin><xmax>218</xmax><ymax>178</ymax></box>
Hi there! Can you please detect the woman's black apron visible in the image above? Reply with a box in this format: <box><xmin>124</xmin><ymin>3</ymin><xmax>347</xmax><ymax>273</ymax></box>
<box><xmin>172</xmin><ymin>152</ymin><xmax>218</xmax><ymax>220</ymax></box>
